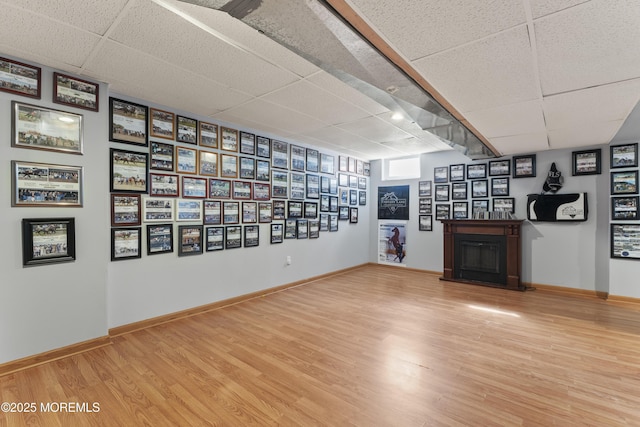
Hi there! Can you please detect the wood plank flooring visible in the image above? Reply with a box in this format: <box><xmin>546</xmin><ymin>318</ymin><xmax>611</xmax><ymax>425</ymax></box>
<box><xmin>2</xmin><ymin>265</ymin><xmax>640</xmax><ymax>426</ymax></box>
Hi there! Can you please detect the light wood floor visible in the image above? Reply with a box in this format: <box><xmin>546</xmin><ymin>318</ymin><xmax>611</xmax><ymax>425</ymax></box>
<box><xmin>2</xmin><ymin>265</ymin><xmax>640</xmax><ymax>426</ymax></box>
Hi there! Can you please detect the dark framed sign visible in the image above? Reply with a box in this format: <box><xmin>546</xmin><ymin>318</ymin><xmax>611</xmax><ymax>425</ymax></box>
<box><xmin>472</xmin><ymin>199</ymin><xmax>490</xmax><ymax>216</ymax></box>
<box><xmin>147</xmin><ymin>224</ymin><xmax>173</xmax><ymax>255</ymax></box>
<box><xmin>273</xmin><ymin>200</ymin><xmax>286</xmax><ymax>220</ymax></box>
<box><xmin>22</xmin><ymin>217</ymin><xmax>75</xmax><ymax>267</ymax></box>
<box><xmin>259</xmin><ymin>202</ymin><xmax>272</xmax><ymax>223</ymax></box>
<box><xmin>419</xmin><ymin>198</ymin><xmax>432</xmax><ymax>214</ymax></box>
<box><xmin>256</xmin><ymin>159</ymin><xmax>271</xmax><ymax>182</ymax></box>
<box><xmin>271</xmin><ymin>170</ymin><xmax>289</xmax><ymax>199</ymax></box>
<box><xmin>287</xmin><ymin>200</ymin><xmax>303</xmax><ymax>218</ymax></box>
<box><xmin>0</xmin><ymin>56</ymin><xmax>41</xmax><ymax>98</ymax></box>
<box><xmin>110</xmin><ymin>148</ymin><xmax>148</xmax><ymax>193</ymax></box>
<box><xmin>12</xmin><ymin>160</ymin><xmax>83</xmax><ymax>207</ymax></box>
<box><xmin>223</xmin><ymin>201</ymin><xmax>240</xmax><ymax>224</ymax></box>
<box><xmin>111</xmin><ymin>227</ymin><xmax>142</xmax><ymax>261</ymax></box>
<box><xmin>378</xmin><ymin>185</ymin><xmax>409</xmax><ymax>220</ymax></box>
<box><xmin>285</xmin><ymin>219</ymin><xmax>297</xmax><ymax>239</ymax></box>
<box><xmin>109</xmin><ymin>97</ymin><xmax>148</xmax><ymax>146</ymax></box>
<box><xmin>111</xmin><ymin>194</ymin><xmax>141</xmax><ymax>226</ymax></box>
<box><xmin>513</xmin><ymin>154</ymin><xmax>536</xmax><ymax>178</ymax></box>
<box><xmin>304</xmin><ymin>201</ymin><xmax>318</xmax><ymax>219</ymax></box>
<box><xmin>297</xmin><ymin>219</ymin><xmax>309</xmax><ymax>239</ymax></box>
<box><xmin>572</xmin><ymin>148</ymin><xmax>601</xmax><ymax>176</ymax></box>
<box><xmin>12</xmin><ymin>101</ymin><xmax>83</xmax><ymax>154</ymax></box>
<box><xmin>309</xmin><ymin>219</ymin><xmax>320</xmax><ymax>238</ymax></box>
<box><xmin>612</xmin><ymin>196</ymin><xmax>639</xmax><ymax>220</ymax></box>
<box><xmin>149</xmin><ymin>108</ymin><xmax>175</xmax><ymax>140</ymax></box>
<box><xmin>611</xmin><ymin>171</ymin><xmax>639</xmax><ymax>195</ymax></box>
<box><xmin>610</xmin><ymin>143</ymin><xmax>638</xmax><ymax>169</ymax></box>
<box><xmin>611</xmin><ymin>223</ymin><xmax>640</xmax><ymax>259</ymax></box>
<box><xmin>239</xmin><ymin>157</ymin><xmax>255</xmax><ymax>180</ymax></box>
<box><xmin>489</xmin><ymin>159</ymin><xmax>511</xmax><ymax>176</ymax></box>
<box><xmin>339</xmin><ymin>205</ymin><xmax>349</xmax><ymax>220</ymax></box>
<box><xmin>178</xmin><ymin>225</ymin><xmax>203</xmax><ymax>256</ymax></box>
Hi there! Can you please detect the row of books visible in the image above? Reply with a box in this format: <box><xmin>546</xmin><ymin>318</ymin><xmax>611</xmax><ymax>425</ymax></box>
<box><xmin>472</xmin><ymin>210</ymin><xmax>517</xmax><ymax>220</ymax></box>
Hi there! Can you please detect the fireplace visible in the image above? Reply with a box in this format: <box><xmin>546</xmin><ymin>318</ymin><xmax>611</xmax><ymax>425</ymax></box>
<box><xmin>441</xmin><ymin>220</ymin><xmax>524</xmax><ymax>290</ymax></box>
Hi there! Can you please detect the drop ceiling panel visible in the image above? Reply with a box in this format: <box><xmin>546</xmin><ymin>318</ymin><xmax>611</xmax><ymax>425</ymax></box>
<box><xmin>306</xmin><ymin>72</ymin><xmax>389</xmax><ymax>116</ymax></box>
<box><xmin>348</xmin><ymin>0</ymin><xmax>526</xmax><ymax>60</ymax></box>
<box><xmin>488</xmin><ymin>132</ymin><xmax>549</xmax><ymax>155</ymax></box>
<box><xmin>336</xmin><ymin>116</ymin><xmax>412</xmax><ymax>143</ymax></box>
<box><xmin>464</xmin><ymin>100</ymin><xmax>546</xmax><ymax>139</ymax></box>
<box><xmin>301</xmin><ymin>125</ymin><xmax>379</xmax><ymax>149</ymax></box>
<box><xmin>0</xmin><ymin>4</ymin><xmax>102</xmax><ymax>68</ymax></box>
<box><xmin>412</xmin><ymin>26</ymin><xmax>538</xmax><ymax>113</ymax></box>
<box><xmin>548</xmin><ymin>121</ymin><xmax>625</xmax><ymax>149</ymax></box>
<box><xmin>529</xmin><ymin>0</ymin><xmax>589</xmax><ymax>19</ymax></box>
<box><xmin>535</xmin><ymin>1</ymin><xmax>640</xmax><ymax>95</ymax></box>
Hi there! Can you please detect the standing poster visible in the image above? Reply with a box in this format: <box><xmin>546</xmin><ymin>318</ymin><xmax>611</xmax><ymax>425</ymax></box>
<box><xmin>378</xmin><ymin>185</ymin><xmax>410</xmax><ymax>219</ymax></box>
<box><xmin>378</xmin><ymin>221</ymin><xmax>407</xmax><ymax>266</ymax></box>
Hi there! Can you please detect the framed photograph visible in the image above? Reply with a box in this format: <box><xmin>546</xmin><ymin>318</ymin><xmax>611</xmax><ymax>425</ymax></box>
<box><xmin>363</xmin><ymin>162</ymin><xmax>371</xmax><ymax>177</ymax></box>
<box><xmin>149</xmin><ymin>108</ymin><xmax>175</xmax><ymax>140</ymax></box>
<box><xmin>304</xmin><ymin>201</ymin><xmax>318</xmax><ymax>219</ymax></box>
<box><xmin>472</xmin><ymin>199</ymin><xmax>490</xmax><ymax>216</ymax></box>
<box><xmin>329</xmin><ymin>177</ymin><xmax>338</xmax><ymax>195</ymax></box>
<box><xmin>290</xmin><ymin>144</ymin><xmax>306</xmax><ymax>171</ymax></box>
<box><xmin>348</xmin><ymin>157</ymin><xmax>356</xmax><ymax>173</ymax></box>
<box><xmin>451</xmin><ymin>182</ymin><xmax>467</xmax><ymax>200</ymax></box>
<box><xmin>12</xmin><ymin>101</ymin><xmax>83</xmax><ymax>154</ymax></box>
<box><xmin>53</xmin><ymin>72</ymin><xmax>98</xmax><ymax>111</ymax></box>
<box><xmin>12</xmin><ymin>161</ymin><xmax>83</xmax><ymax>207</ymax></box>
<box><xmin>449</xmin><ymin>164</ymin><xmax>465</xmax><ymax>181</ymax></box>
<box><xmin>109</xmin><ymin>97</ymin><xmax>148</xmax><ymax>146</ymax></box>
<box><xmin>176</xmin><ymin>146</ymin><xmax>198</xmax><ymax>174</ymax></box>
<box><xmin>339</xmin><ymin>188</ymin><xmax>348</xmax><ymax>205</ymax></box>
<box><xmin>232</xmin><ymin>180</ymin><xmax>252</xmax><ymax>200</ymax></box>
<box><xmin>178</xmin><ymin>225</ymin><xmax>203</xmax><ymax>256</ymax></box>
<box><xmin>306</xmin><ymin>174</ymin><xmax>320</xmax><ymax>199</ymax></box>
<box><xmin>147</xmin><ymin>224</ymin><xmax>173</xmax><ymax>255</ymax></box>
<box><xmin>572</xmin><ymin>148</ymin><xmax>601</xmax><ymax>176</ymax></box>
<box><xmin>256</xmin><ymin>136</ymin><xmax>271</xmax><ymax>158</ymax></box>
<box><xmin>320</xmin><ymin>153</ymin><xmax>335</xmax><ymax>174</ymax></box>
<box><xmin>223</xmin><ymin>201</ymin><xmax>240</xmax><ymax>224</ymax></box>
<box><xmin>419</xmin><ymin>197</ymin><xmax>432</xmax><ymax>214</ymax></box>
<box><xmin>611</xmin><ymin>223</ymin><xmax>640</xmax><ymax>259</ymax></box>
<box><xmin>150</xmin><ymin>141</ymin><xmax>174</xmax><ymax>171</ymax></box>
<box><xmin>198</xmin><ymin>151</ymin><xmax>218</xmax><ymax>176</ymax></box>
<box><xmin>253</xmin><ymin>182</ymin><xmax>271</xmax><ymax>201</ymax></box>
<box><xmin>143</xmin><ymin>198</ymin><xmax>174</xmax><ymax>222</ymax></box>
<box><xmin>225</xmin><ymin>225</ymin><xmax>242</xmax><ymax>249</ymax></box>
<box><xmin>320</xmin><ymin>176</ymin><xmax>330</xmax><ymax>194</ymax></box>
<box><xmin>147</xmin><ymin>174</ymin><xmax>174</xmax><ymax>198</ymax></box>
<box><xmin>239</xmin><ymin>157</ymin><xmax>255</xmax><ymax>180</ymax></box>
<box><xmin>329</xmin><ymin>196</ymin><xmax>339</xmax><ymax>213</ymax></box>
<box><xmin>244</xmin><ymin>225</ymin><xmax>260</xmax><ymax>247</ymax></box>
<box><xmin>297</xmin><ymin>219</ymin><xmax>309</xmax><ymax>239</ymax></box>
<box><xmin>182</xmin><ymin>176</ymin><xmax>207</xmax><ymax>198</ymax></box>
<box><xmin>111</xmin><ymin>194</ymin><xmax>141</xmax><ymax>226</ymax></box>
<box><xmin>434</xmin><ymin>166</ymin><xmax>448</xmax><ymax>183</ymax></box>
<box><xmin>272</xmin><ymin>170</ymin><xmax>289</xmax><ymax>199</ymax></box>
<box><xmin>339</xmin><ymin>173</ymin><xmax>348</xmax><ymax>187</ymax></box>
<box><xmin>242</xmin><ymin>202</ymin><xmax>258</xmax><ymax>223</ymax></box>
<box><xmin>435</xmin><ymin>204</ymin><xmax>450</xmax><ymax>220</ymax></box>
<box><xmin>270</xmin><ymin>223</ymin><xmax>284</xmax><ymax>244</ymax></box>
<box><xmin>175</xmin><ymin>199</ymin><xmax>203</xmax><ymax>221</ymax></box>
<box><xmin>329</xmin><ymin>215</ymin><xmax>339</xmax><ymax>232</ymax></box>
<box><xmin>209</xmin><ymin>178</ymin><xmax>231</xmax><ymax>199</ymax></box>
<box><xmin>339</xmin><ymin>155</ymin><xmax>348</xmax><ymax>172</ymax></box>
<box><xmin>256</xmin><ymin>159</ymin><xmax>271</xmax><ymax>182</ymax></box>
<box><xmin>339</xmin><ymin>206</ymin><xmax>349</xmax><ymax>220</ymax></box>
<box><xmin>611</xmin><ymin>170</ymin><xmax>639</xmax><ymax>195</ymax></box>
<box><xmin>493</xmin><ymin>197</ymin><xmax>515</xmax><ymax>213</ymax></box>
<box><xmin>273</xmin><ymin>200</ymin><xmax>286</xmax><ymax>220</ymax></box>
<box><xmin>199</xmin><ymin>121</ymin><xmax>218</xmax><ymax>148</ymax></box>
<box><xmin>349</xmin><ymin>189</ymin><xmax>358</xmax><ymax>206</ymax></box>
<box><xmin>356</xmin><ymin>160</ymin><xmax>364</xmax><ymax>175</ymax></box>
<box><xmin>467</xmin><ymin>163</ymin><xmax>487</xmax><ymax>179</ymax></box>
<box><xmin>259</xmin><ymin>202</ymin><xmax>273</xmax><ymax>223</ymax></box>
<box><xmin>111</xmin><ymin>227</ymin><xmax>141</xmax><ymax>261</ymax></box>
<box><xmin>22</xmin><ymin>218</ymin><xmax>75</xmax><ymax>267</ymax></box>
<box><xmin>489</xmin><ymin>159</ymin><xmax>511</xmax><ymax>176</ymax></box>
<box><xmin>418</xmin><ymin>180</ymin><xmax>432</xmax><ymax>197</ymax></box>
<box><xmin>206</xmin><ymin>226</ymin><xmax>224</xmax><ymax>251</ymax></box>
<box><xmin>349</xmin><ymin>207</ymin><xmax>358</xmax><ymax>223</ymax></box>
<box><xmin>513</xmin><ymin>154</ymin><xmax>536</xmax><ymax>178</ymax></box>
<box><xmin>349</xmin><ymin>175</ymin><xmax>358</xmax><ymax>189</ymax></box>
<box><xmin>285</xmin><ymin>219</ymin><xmax>297</xmax><ymax>239</ymax></box>
<box><xmin>220</xmin><ymin>153</ymin><xmax>238</xmax><ymax>178</ymax></box>
<box><xmin>435</xmin><ymin>184</ymin><xmax>449</xmax><ymax>202</ymax></box>
<box><xmin>204</xmin><ymin>200</ymin><xmax>222</xmax><ymax>225</ymax></box>
<box><xmin>0</xmin><ymin>56</ymin><xmax>40</xmax><ymax>98</ymax></box>
<box><xmin>287</xmin><ymin>200</ymin><xmax>303</xmax><ymax>218</ymax></box>
<box><xmin>309</xmin><ymin>220</ymin><xmax>320</xmax><ymax>239</ymax></box>
<box><xmin>453</xmin><ymin>201</ymin><xmax>469</xmax><ymax>219</ymax></box>
<box><xmin>611</xmin><ymin>143</ymin><xmax>638</xmax><ymax>169</ymax></box>
<box><xmin>419</xmin><ymin>215</ymin><xmax>433</xmax><ymax>231</ymax></box>
<box><xmin>359</xmin><ymin>191</ymin><xmax>366</xmax><ymax>206</ymax></box>
<box><xmin>290</xmin><ymin>173</ymin><xmax>306</xmax><ymax>200</ymax></box>
<box><xmin>221</xmin><ymin>126</ymin><xmax>238</xmax><ymax>152</ymax></box>
<box><xmin>358</xmin><ymin>177</ymin><xmax>367</xmax><ymax>190</ymax></box>
<box><xmin>472</xmin><ymin>180</ymin><xmax>489</xmax><ymax>198</ymax></box>
<box><xmin>240</xmin><ymin>131</ymin><xmax>256</xmax><ymax>155</ymax></box>
<box><xmin>612</xmin><ymin>196</ymin><xmax>639</xmax><ymax>220</ymax></box>
<box><xmin>320</xmin><ymin>195</ymin><xmax>330</xmax><ymax>212</ymax></box>
<box><xmin>319</xmin><ymin>214</ymin><xmax>329</xmax><ymax>232</ymax></box>
<box><xmin>272</xmin><ymin>139</ymin><xmax>289</xmax><ymax>169</ymax></box>
<box><xmin>491</xmin><ymin>177</ymin><xmax>510</xmax><ymax>196</ymax></box>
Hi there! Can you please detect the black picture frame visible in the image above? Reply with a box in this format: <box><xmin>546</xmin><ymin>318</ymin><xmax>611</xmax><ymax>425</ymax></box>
<box><xmin>435</xmin><ymin>184</ymin><xmax>450</xmax><ymax>201</ymax></box>
<box><xmin>256</xmin><ymin>136</ymin><xmax>271</xmax><ymax>158</ymax></box>
<box><xmin>435</xmin><ymin>204</ymin><xmax>450</xmax><ymax>220</ymax></box>
<box><xmin>610</xmin><ymin>143</ymin><xmax>638</xmax><ymax>169</ymax></box>
<box><xmin>297</xmin><ymin>219</ymin><xmax>309</xmax><ymax>239</ymax></box>
<box><xmin>419</xmin><ymin>198</ymin><xmax>432</xmax><ymax>214</ymax></box>
<box><xmin>611</xmin><ymin>170</ymin><xmax>639</xmax><ymax>195</ymax></box>
<box><xmin>418</xmin><ymin>180</ymin><xmax>432</xmax><ymax>197</ymax></box>
<box><xmin>492</xmin><ymin>197</ymin><xmax>515</xmax><ymax>213</ymax></box>
<box><xmin>306</xmin><ymin>148</ymin><xmax>319</xmax><ymax>172</ymax></box>
<box><xmin>612</xmin><ymin>196</ymin><xmax>639</xmax><ymax>220</ymax></box>
<box><xmin>22</xmin><ymin>217</ymin><xmax>75</xmax><ymax>266</ymax></box>
<box><xmin>225</xmin><ymin>225</ymin><xmax>242</xmax><ymax>249</ymax></box>
<box><xmin>472</xmin><ymin>179</ymin><xmax>489</xmax><ymax>198</ymax></box>
<box><xmin>472</xmin><ymin>200</ymin><xmax>490</xmax><ymax>216</ymax></box>
<box><xmin>359</xmin><ymin>190</ymin><xmax>367</xmax><ymax>206</ymax></box>
<box><xmin>572</xmin><ymin>148</ymin><xmax>602</xmax><ymax>176</ymax></box>
<box><xmin>419</xmin><ymin>215</ymin><xmax>432</xmax><ymax>231</ymax></box>
<box><xmin>150</xmin><ymin>141</ymin><xmax>174</xmax><ymax>172</ymax></box>
<box><xmin>109</xmin><ymin>97</ymin><xmax>148</xmax><ymax>146</ymax></box>
<box><xmin>147</xmin><ymin>224</ymin><xmax>173</xmax><ymax>255</ymax></box>
<box><xmin>309</xmin><ymin>219</ymin><xmax>320</xmax><ymax>238</ymax></box>
<box><xmin>349</xmin><ymin>207</ymin><xmax>358</xmax><ymax>223</ymax></box>
<box><xmin>434</xmin><ymin>166</ymin><xmax>448</xmax><ymax>183</ymax></box>
<box><xmin>611</xmin><ymin>223</ymin><xmax>640</xmax><ymax>259</ymax></box>
<box><xmin>111</xmin><ymin>226</ymin><xmax>142</xmax><ymax>261</ymax></box>
<box><xmin>491</xmin><ymin>177</ymin><xmax>510</xmax><ymax>197</ymax></box>
<box><xmin>304</xmin><ymin>201</ymin><xmax>318</xmax><ymax>219</ymax></box>
<box><xmin>111</xmin><ymin>194</ymin><xmax>141</xmax><ymax>226</ymax></box>
<box><xmin>205</xmin><ymin>226</ymin><xmax>225</xmax><ymax>251</ymax></box>
<box><xmin>449</xmin><ymin>164</ymin><xmax>465</xmax><ymax>182</ymax></box>
<box><xmin>466</xmin><ymin>163</ymin><xmax>487</xmax><ymax>179</ymax></box>
<box><xmin>285</xmin><ymin>219</ymin><xmax>297</xmax><ymax>239</ymax></box>
<box><xmin>204</xmin><ymin>200</ymin><xmax>222</xmax><ymax>225</ymax></box>
<box><xmin>53</xmin><ymin>72</ymin><xmax>99</xmax><ymax>111</ymax></box>
<box><xmin>489</xmin><ymin>159</ymin><xmax>511</xmax><ymax>176</ymax></box>
<box><xmin>306</xmin><ymin>174</ymin><xmax>320</xmax><ymax>199</ymax></box>
<box><xmin>178</xmin><ymin>225</ymin><xmax>203</xmax><ymax>256</ymax></box>
<box><xmin>453</xmin><ymin>201</ymin><xmax>468</xmax><ymax>219</ymax></box>
<box><xmin>339</xmin><ymin>205</ymin><xmax>349</xmax><ymax>220</ymax></box>
<box><xmin>109</xmin><ymin>148</ymin><xmax>148</xmax><ymax>194</ymax></box>
<box><xmin>288</xmin><ymin>200</ymin><xmax>303</xmax><ymax>218</ymax></box>
<box><xmin>240</xmin><ymin>131</ymin><xmax>256</xmax><ymax>155</ymax></box>
<box><xmin>451</xmin><ymin>182</ymin><xmax>467</xmax><ymax>200</ymax></box>
<box><xmin>513</xmin><ymin>154</ymin><xmax>536</xmax><ymax>178</ymax></box>
<box><xmin>273</xmin><ymin>200</ymin><xmax>286</xmax><ymax>220</ymax></box>
<box><xmin>290</xmin><ymin>144</ymin><xmax>306</xmax><ymax>171</ymax></box>
<box><xmin>270</xmin><ymin>223</ymin><xmax>284</xmax><ymax>244</ymax></box>
<box><xmin>244</xmin><ymin>225</ymin><xmax>259</xmax><ymax>247</ymax></box>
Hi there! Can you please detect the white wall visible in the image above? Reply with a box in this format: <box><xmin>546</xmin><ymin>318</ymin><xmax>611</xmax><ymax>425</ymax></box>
<box><xmin>0</xmin><ymin>55</ymin><xmax>370</xmax><ymax>365</ymax></box>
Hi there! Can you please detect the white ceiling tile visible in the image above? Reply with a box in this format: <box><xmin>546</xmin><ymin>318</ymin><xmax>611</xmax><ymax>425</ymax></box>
<box><xmin>489</xmin><ymin>133</ymin><xmax>549</xmax><ymax>155</ymax></box>
<box><xmin>535</xmin><ymin>1</ymin><xmax>640</xmax><ymax>95</ymax></box>
<box><xmin>465</xmin><ymin>100</ymin><xmax>546</xmax><ymax>139</ymax></box>
<box><xmin>336</xmin><ymin>116</ymin><xmax>412</xmax><ymax>143</ymax></box>
<box><xmin>306</xmin><ymin>72</ymin><xmax>389</xmax><ymax>116</ymax></box>
<box><xmin>548</xmin><ymin>121</ymin><xmax>625</xmax><ymax>149</ymax></box>
<box><xmin>412</xmin><ymin>26</ymin><xmax>539</xmax><ymax>113</ymax></box>
<box><xmin>529</xmin><ymin>0</ymin><xmax>589</xmax><ymax>19</ymax></box>
<box><xmin>349</xmin><ymin>0</ymin><xmax>525</xmax><ymax>59</ymax></box>
<box><xmin>300</xmin><ymin>125</ymin><xmax>377</xmax><ymax>148</ymax></box>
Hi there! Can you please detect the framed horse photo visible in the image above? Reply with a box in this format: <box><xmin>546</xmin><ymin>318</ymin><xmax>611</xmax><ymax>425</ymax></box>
<box><xmin>109</xmin><ymin>148</ymin><xmax>149</xmax><ymax>193</ymax></box>
<box><xmin>22</xmin><ymin>217</ymin><xmax>76</xmax><ymax>267</ymax></box>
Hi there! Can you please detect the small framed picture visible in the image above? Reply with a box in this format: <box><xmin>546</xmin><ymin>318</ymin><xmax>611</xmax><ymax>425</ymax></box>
<box><xmin>349</xmin><ymin>175</ymin><xmax>358</xmax><ymax>188</ymax></box>
<box><xmin>149</xmin><ymin>108</ymin><xmax>175</xmax><ymax>140</ymax></box>
<box><xmin>349</xmin><ymin>189</ymin><xmax>358</xmax><ymax>206</ymax></box>
<box><xmin>472</xmin><ymin>200</ymin><xmax>490</xmax><ymax>216</ymax></box>
<box><xmin>273</xmin><ymin>200</ymin><xmax>286</xmax><ymax>220</ymax></box>
<box><xmin>449</xmin><ymin>164</ymin><xmax>465</xmax><ymax>181</ymax></box>
<box><xmin>612</xmin><ymin>196</ymin><xmax>639</xmax><ymax>220</ymax></box>
<box><xmin>177</xmin><ymin>115</ymin><xmax>197</xmax><ymax>144</ymax></box>
<box><xmin>339</xmin><ymin>155</ymin><xmax>348</xmax><ymax>172</ymax></box>
<box><xmin>176</xmin><ymin>199</ymin><xmax>203</xmax><ymax>221</ymax></box>
<box><xmin>329</xmin><ymin>215</ymin><xmax>339</xmax><ymax>232</ymax></box>
<box><xmin>611</xmin><ymin>171</ymin><xmax>639</xmax><ymax>195</ymax></box>
<box><xmin>572</xmin><ymin>148</ymin><xmax>601</xmax><ymax>176</ymax></box>
<box><xmin>270</xmin><ymin>223</ymin><xmax>284</xmax><ymax>244</ymax></box>
<box><xmin>492</xmin><ymin>197</ymin><xmax>515</xmax><ymax>213</ymax></box>
<box><xmin>220</xmin><ymin>154</ymin><xmax>238</xmax><ymax>178</ymax></box>
<box><xmin>453</xmin><ymin>201</ymin><xmax>468</xmax><ymax>219</ymax></box>
<box><xmin>204</xmin><ymin>200</ymin><xmax>222</xmax><ymax>225</ymax></box>
<box><xmin>472</xmin><ymin>180</ymin><xmax>489</xmax><ymax>198</ymax></box>
<box><xmin>253</xmin><ymin>182</ymin><xmax>271</xmax><ymax>201</ymax></box>
<box><xmin>244</xmin><ymin>225</ymin><xmax>260</xmax><ymax>247</ymax></box>
<box><xmin>12</xmin><ymin>160</ymin><xmax>83</xmax><ymax>207</ymax></box>
<box><xmin>199</xmin><ymin>151</ymin><xmax>218</xmax><ymax>176</ymax></box>
<box><xmin>223</xmin><ymin>201</ymin><xmax>240</xmax><ymax>224</ymax></box>
<box><xmin>53</xmin><ymin>72</ymin><xmax>99</xmax><ymax>111</ymax></box>
<box><xmin>225</xmin><ymin>226</ymin><xmax>242</xmax><ymax>249</ymax></box>
<box><xmin>288</xmin><ymin>200</ymin><xmax>303</xmax><ymax>218</ymax></box>
<box><xmin>319</xmin><ymin>214</ymin><xmax>329</xmax><ymax>232</ymax></box>
<box><xmin>285</xmin><ymin>219</ymin><xmax>297</xmax><ymax>239</ymax></box>
<box><xmin>348</xmin><ymin>157</ymin><xmax>356</xmax><ymax>173</ymax></box>
<box><xmin>110</xmin><ymin>148</ymin><xmax>148</xmax><ymax>193</ymax></box>
<box><xmin>419</xmin><ymin>215</ymin><xmax>433</xmax><ymax>231</ymax></box>
<box><xmin>434</xmin><ymin>166</ymin><xmax>448</xmax><ymax>183</ymax></box>
<box><xmin>349</xmin><ymin>207</ymin><xmax>358</xmax><ymax>223</ymax></box>
<box><xmin>358</xmin><ymin>177</ymin><xmax>367</xmax><ymax>190</ymax></box>
<box><xmin>435</xmin><ymin>184</ymin><xmax>449</xmax><ymax>202</ymax></box>
<box><xmin>306</xmin><ymin>174</ymin><xmax>320</xmax><ymax>199</ymax></box>
<box><xmin>290</xmin><ymin>144</ymin><xmax>306</xmax><ymax>171</ymax></box>
<box><xmin>309</xmin><ymin>220</ymin><xmax>320</xmax><ymax>238</ymax></box>
<box><xmin>256</xmin><ymin>136</ymin><xmax>271</xmax><ymax>158</ymax></box>
<box><xmin>240</xmin><ymin>131</ymin><xmax>256</xmax><ymax>155</ymax></box>
<box><xmin>232</xmin><ymin>180</ymin><xmax>252</xmax><ymax>200</ymax></box>
<box><xmin>491</xmin><ymin>177</ymin><xmax>510</xmax><ymax>196</ymax></box>
<box><xmin>320</xmin><ymin>153</ymin><xmax>335</xmax><ymax>174</ymax></box>
<box><xmin>359</xmin><ymin>190</ymin><xmax>366</xmax><ymax>206</ymax></box>
<box><xmin>363</xmin><ymin>162</ymin><xmax>371</xmax><ymax>177</ymax></box>
<box><xmin>290</xmin><ymin>173</ymin><xmax>306</xmax><ymax>200</ymax></box>
<box><xmin>150</xmin><ymin>141</ymin><xmax>174</xmax><ymax>171</ymax></box>
<box><xmin>221</xmin><ymin>126</ymin><xmax>238</xmax><ymax>152</ymax></box>
<box><xmin>271</xmin><ymin>139</ymin><xmax>289</xmax><ymax>169</ymax></box>
<box><xmin>339</xmin><ymin>206</ymin><xmax>349</xmax><ymax>220</ymax></box>
<box><xmin>320</xmin><ymin>195</ymin><xmax>330</xmax><ymax>212</ymax></box>
<box><xmin>271</xmin><ymin>170</ymin><xmax>289</xmax><ymax>199</ymax></box>
<box><xmin>239</xmin><ymin>157</ymin><xmax>255</xmax><ymax>180</ymax></box>
<box><xmin>304</xmin><ymin>201</ymin><xmax>318</xmax><ymax>219</ymax></box>
<box><xmin>206</xmin><ymin>226</ymin><xmax>225</xmax><ymax>251</ymax></box>
<box><xmin>209</xmin><ymin>178</ymin><xmax>231</xmax><ymax>199</ymax></box>
<box><xmin>466</xmin><ymin>163</ymin><xmax>487</xmax><ymax>179</ymax></box>
<box><xmin>111</xmin><ymin>227</ymin><xmax>142</xmax><ymax>261</ymax></box>
<box><xmin>611</xmin><ymin>223</ymin><xmax>640</xmax><ymax>259</ymax></box>
<box><xmin>111</xmin><ymin>194</ymin><xmax>141</xmax><ymax>226</ymax></box>
<box><xmin>147</xmin><ymin>223</ymin><xmax>173</xmax><ymax>255</ymax></box>
<box><xmin>242</xmin><ymin>202</ymin><xmax>258</xmax><ymax>223</ymax></box>
<box><xmin>611</xmin><ymin>143</ymin><xmax>638</xmax><ymax>169</ymax></box>
<box><xmin>176</xmin><ymin>146</ymin><xmax>198</xmax><ymax>174</ymax></box>
<box><xmin>306</xmin><ymin>148</ymin><xmax>319</xmax><ymax>172</ymax></box>
<box><xmin>199</xmin><ymin>121</ymin><xmax>218</xmax><ymax>148</ymax></box>
<box><xmin>178</xmin><ymin>225</ymin><xmax>203</xmax><ymax>256</ymax></box>
<box><xmin>258</xmin><ymin>202</ymin><xmax>273</xmax><ymax>223</ymax></box>
<box><xmin>12</xmin><ymin>101</ymin><xmax>83</xmax><ymax>154</ymax></box>
<box><xmin>1</xmin><ymin>56</ymin><xmax>40</xmax><ymax>98</ymax></box>
<box><xmin>489</xmin><ymin>159</ymin><xmax>511</xmax><ymax>176</ymax></box>
<box><xmin>22</xmin><ymin>218</ymin><xmax>75</xmax><ymax>266</ymax></box>
<box><xmin>143</xmin><ymin>198</ymin><xmax>174</xmax><ymax>222</ymax></box>
<box><xmin>419</xmin><ymin>198</ymin><xmax>432</xmax><ymax>214</ymax></box>
<box><xmin>451</xmin><ymin>182</ymin><xmax>467</xmax><ymax>200</ymax></box>
<box><xmin>256</xmin><ymin>159</ymin><xmax>271</xmax><ymax>182</ymax></box>
<box><xmin>109</xmin><ymin>97</ymin><xmax>148</xmax><ymax>146</ymax></box>
<box><xmin>297</xmin><ymin>219</ymin><xmax>309</xmax><ymax>239</ymax></box>
<box><xmin>418</xmin><ymin>180</ymin><xmax>432</xmax><ymax>197</ymax></box>
<box><xmin>356</xmin><ymin>160</ymin><xmax>364</xmax><ymax>176</ymax></box>
<box><xmin>435</xmin><ymin>204</ymin><xmax>450</xmax><ymax>220</ymax></box>
<box><xmin>182</xmin><ymin>176</ymin><xmax>207</xmax><ymax>198</ymax></box>
<box><xmin>513</xmin><ymin>154</ymin><xmax>536</xmax><ymax>178</ymax></box>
